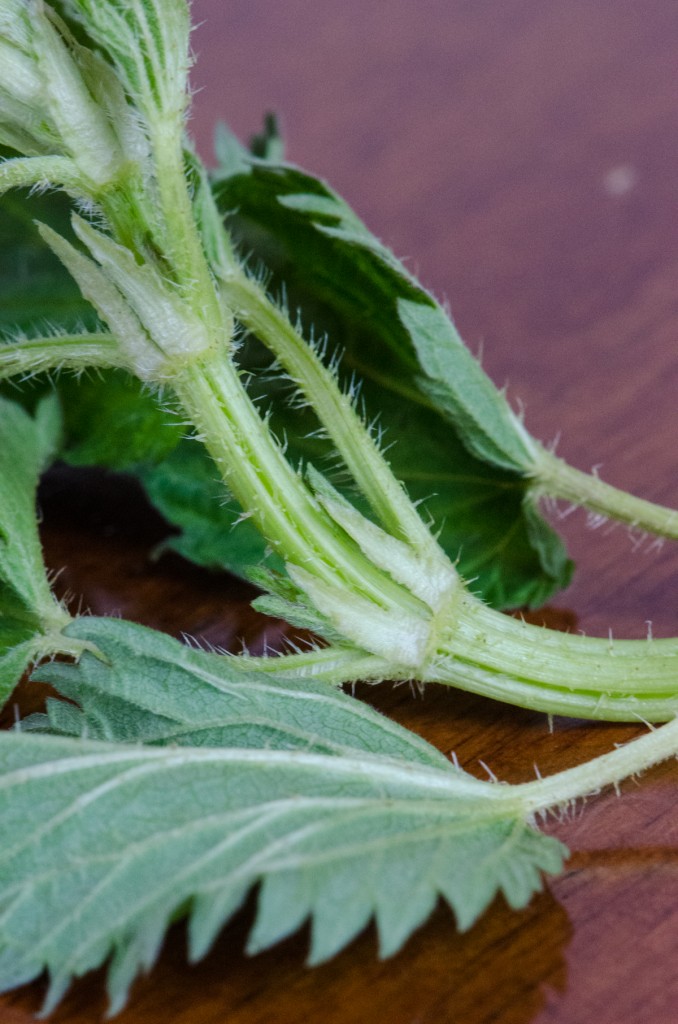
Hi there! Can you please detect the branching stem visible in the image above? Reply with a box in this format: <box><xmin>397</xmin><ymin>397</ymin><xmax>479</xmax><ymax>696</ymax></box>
<box><xmin>219</xmin><ymin>271</ymin><xmax>438</xmax><ymax>557</ymax></box>
<box><xmin>171</xmin><ymin>351</ymin><xmax>427</xmax><ymax>619</ymax></box>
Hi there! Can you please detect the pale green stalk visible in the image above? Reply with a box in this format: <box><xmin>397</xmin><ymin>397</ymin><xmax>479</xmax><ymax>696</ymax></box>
<box><xmin>0</xmin><ymin>333</ymin><xmax>121</xmax><ymax>378</ymax></box>
<box><xmin>148</xmin><ymin>131</ymin><xmax>222</xmax><ymax>329</ymax></box>
<box><xmin>530</xmin><ymin>445</ymin><xmax>678</xmax><ymax>540</ymax></box>
<box><xmin>235</xmin><ymin>646</ymin><xmax>395</xmax><ymax>685</ymax></box>
<box><xmin>516</xmin><ymin>714</ymin><xmax>678</xmax><ymax>815</ymax></box>
<box><xmin>0</xmin><ymin>154</ymin><xmax>82</xmax><ymax>193</ymax></box>
<box><xmin>237</xmin><ymin>590</ymin><xmax>678</xmax><ymax>720</ymax></box>
<box><xmin>218</xmin><ymin>271</ymin><xmax>438</xmax><ymax>556</ymax></box>
<box><xmin>172</xmin><ymin>352</ymin><xmax>428</xmax><ymax>619</ymax></box>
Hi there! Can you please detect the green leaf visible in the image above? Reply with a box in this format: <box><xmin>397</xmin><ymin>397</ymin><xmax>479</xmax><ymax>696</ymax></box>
<box><xmin>0</xmin><ymin>393</ymin><xmax>70</xmax><ymax>705</ymax></box>
<box><xmin>4</xmin><ymin>616</ymin><xmax>565</xmax><ymax>1014</ymax></box>
<box><xmin>55</xmin><ymin>370</ymin><xmax>273</xmax><ymax>575</ymax></box>
<box><xmin>0</xmin><ymin>179</ymin><xmax>96</xmax><ymax>335</ymax></box>
<box><xmin>136</xmin><ymin>440</ymin><xmax>275</xmax><ymax>575</ymax></box>
<box><xmin>210</xmin><ymin>141</ymin><xmax>572</xmax><ymax>608</ymax></box>
<box><xmin>396</xmin><ymin>298</ymin><xmax>535</xmax><ymax>472</ymax></box>
<box><xmin>31</xmin><ymin>617</ymin><xmax>449</xmax><ymax>764</ymax></box>
<box><xmin>56</xmin><ymin>371</ymin><xmax>180</xmax><ymax>470</ymax></box>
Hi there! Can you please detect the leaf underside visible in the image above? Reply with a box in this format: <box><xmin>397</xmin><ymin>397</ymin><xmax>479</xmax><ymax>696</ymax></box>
<box><xmin>0</xmin><ymin>616</ymin><xmax>566</xmax><ymax>1015</ymax></box>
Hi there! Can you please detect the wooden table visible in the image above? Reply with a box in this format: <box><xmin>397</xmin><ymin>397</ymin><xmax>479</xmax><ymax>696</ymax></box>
<box><xmin>4</xmin><ymin>1</ymin><xmax>678</xmax><ymax>1020</ymax></box>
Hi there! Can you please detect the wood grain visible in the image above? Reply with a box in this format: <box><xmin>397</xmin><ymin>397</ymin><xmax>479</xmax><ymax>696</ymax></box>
<box><xmin>4</xmin><ymin>1</ymin><xmax>678</xmax><ymax>1021</ymax></box>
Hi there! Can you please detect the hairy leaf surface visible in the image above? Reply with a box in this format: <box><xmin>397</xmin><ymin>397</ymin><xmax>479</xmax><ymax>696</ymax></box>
<box><xmin>4</xmin><ymin>616</ymin><xmax>567</xmax><ymax>1014</ymax></box>
<box><xmin>31</xmin><ymin>617</ymin><xmax>447</xmax><ymax>765</ymax></box>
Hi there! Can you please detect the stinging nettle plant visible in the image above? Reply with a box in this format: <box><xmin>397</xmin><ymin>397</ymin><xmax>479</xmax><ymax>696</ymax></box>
<box><xmin>1</xmin><ymin>0</ymin><xmax>678</xmax><ymax>1013</ymax></box>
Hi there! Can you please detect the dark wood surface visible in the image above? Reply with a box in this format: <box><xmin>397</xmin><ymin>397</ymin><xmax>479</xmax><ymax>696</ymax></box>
<box><xmin>4</xmin><ymin>1</ymin><xmax>678</xmax><ymax>1020</ymax></box>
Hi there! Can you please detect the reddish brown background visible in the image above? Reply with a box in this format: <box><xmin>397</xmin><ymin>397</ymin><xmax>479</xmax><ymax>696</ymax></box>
<box><xmin>4</xmin><ymin>1</ymin><xmax>678</xmax><ymax>1021</ymax></box>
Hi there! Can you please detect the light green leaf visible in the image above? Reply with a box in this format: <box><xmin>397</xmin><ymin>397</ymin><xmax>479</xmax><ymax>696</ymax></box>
<box><xmin>3</xmin><ymin>616</ymin><xmax>565</xmax><ymax>1014</ymax></box>
<box><xmin>31</xmin><ymin>617</ymin><xmax>447</xmax><ymax>765</ymax></box>
<box><xmin>29</xmin><ymin>5</ymin><xmax>125</xmax><ymax>187</ymax></box>
<box><xmin>0</xmin><ymin>4</ymin><xmax>61</xmax><ymax>157</ymax></box>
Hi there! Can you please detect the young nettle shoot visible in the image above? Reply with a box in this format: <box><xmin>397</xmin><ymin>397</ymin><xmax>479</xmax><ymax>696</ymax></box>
<box><xmin>0</xmin><ymin>0</ymin><xmax>678</xmax><ymax>1012</ymax></box>
<box><xmin>1</xmin><ymin>0</ymin><xmax>678</xmax><ymax>718</ymax></box>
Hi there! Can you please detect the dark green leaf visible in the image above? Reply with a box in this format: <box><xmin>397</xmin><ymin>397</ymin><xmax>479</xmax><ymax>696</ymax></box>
<box><xmin>210</xmin><ymin>140</ymin><xmax>572</xmax><ymax>607</ymax></box>
<box><xmin>58</xmin><ymin>372</ymin><xmax>180</xmax><ymax>470</ymax></box>
<box><xmin>54</xmin><ymin>372</ymin><xmax>274</xmax><ymax>576</ymax></box>
<box><xmin>0</xmin><ymin>394</ymin><xmax>67</xmax><ymax>704</ymax></box>
<box><xmin>0</xmin><ymin>176</ymin><xmax>96</xmax><ymax>335</ymax></box>
<box><xmin>136</xmin><ymin>441</ymin><xmax>274</xmax><ymax>574</ymax></box>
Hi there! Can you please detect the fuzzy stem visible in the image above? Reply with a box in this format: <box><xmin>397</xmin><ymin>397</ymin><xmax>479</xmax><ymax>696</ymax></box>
<box><xmin>171</xmin><ymin>350</ymin><xmax>427</xmax><ymax>618</ymax></box>
<box><xmin>516</xmin><ymin>715</ymin><xmax>678</xmax><ymax>815</ymax></box>
<box><xmin>423</xmin><ymin>589</ymin><xmax>678</xmax><ymax>720</ymax></box>
<box><xmin>531</xmin><ymin>445</ymin><xmax>678</xmax><ymax>540</ymax></box>
<box><xmin>0</xmin><ymin>334</ymin><xmax>122</xmax><ymax>380</ymax></box>
<box><xmin>219</xmin><ymin>271</ymin><xmax>438</xmax><ymax>557</ymax></box>
<box><xmin>0</xmin><ymin>155</ymin><xmax>83</xmax><ymax>195</ymax></box>
<box><xmin>141</xmin><ymin>129</ymin><xmax>222</xmax><ymax>334</ymax></box>
<box><xmin>235</xmin><ymin>646</ymin><xmax>397</xmax><ymax>685</ymax></box>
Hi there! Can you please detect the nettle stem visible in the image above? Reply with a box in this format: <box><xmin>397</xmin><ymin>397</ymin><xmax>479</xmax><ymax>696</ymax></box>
<box><xmin>170</xmin><ymin>267</ymin><xmax>678</xmax><ymax>720</ymax></box>
<box><xmin>218</xmin><ymin>272</ymin><xmax>437</xmax><ymax>558</ymax></box>
<box><xmin>516</xmin><ymin>714</ymin><xmax>678</xmax><ymax>816</ymax></box>
<box><xmin>0</xmin><ymin>334</ymin><xmax>122</xmax><ymax>379</ymax></box>
<box><xmin>531</xmin><ymin>445</ymin><xmax>678</xmax><ymax>541</ymax></box>
<box><xmin>424</xmin><ymin>593</ymin><xmax>678</xmax><ymax>720</ymax></box>
<box><xmin>171</xmin><ymin>351</ymin><xmax>426</xmax><ymax>621</ymax></box>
